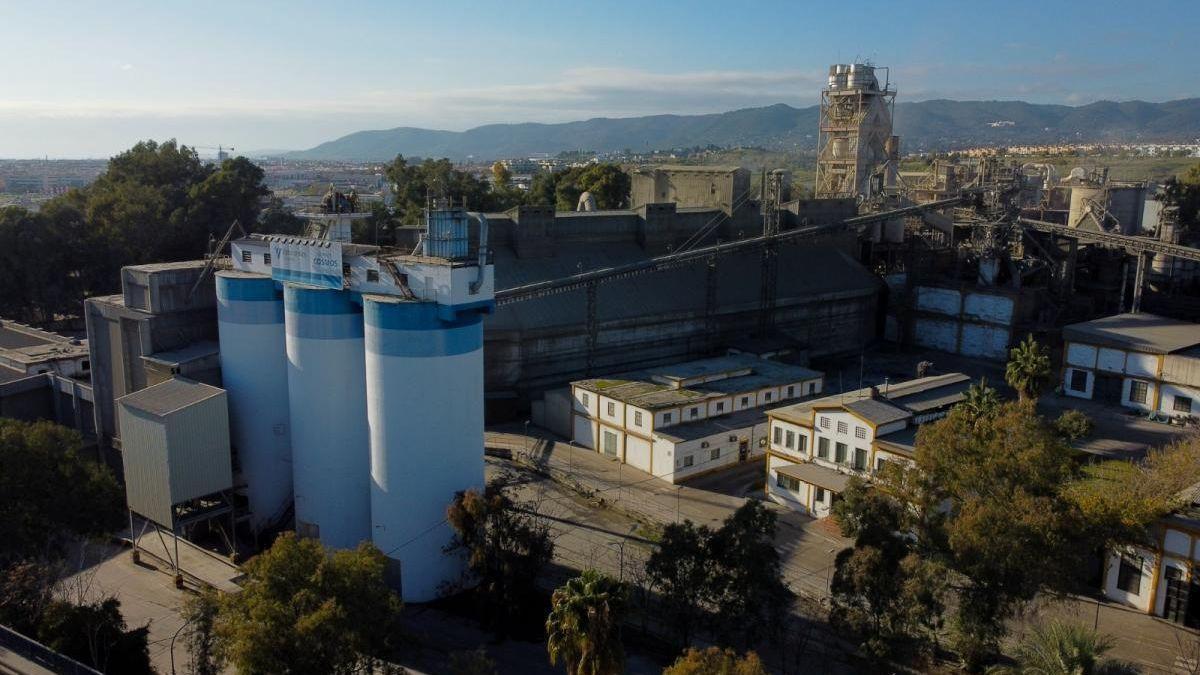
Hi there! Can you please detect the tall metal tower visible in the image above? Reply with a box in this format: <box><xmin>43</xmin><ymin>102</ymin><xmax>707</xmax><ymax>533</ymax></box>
<box><xmin>814</xmin><ymin>63</ymin><xmax>898</xmax><ymax>200</ymax></box>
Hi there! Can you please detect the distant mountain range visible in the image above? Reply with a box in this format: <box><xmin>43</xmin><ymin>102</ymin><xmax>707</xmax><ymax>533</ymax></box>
<box><xmin>282</xmin><ymin>98</ymin><xmax>1200</xmax><ymax>161</ymax></box>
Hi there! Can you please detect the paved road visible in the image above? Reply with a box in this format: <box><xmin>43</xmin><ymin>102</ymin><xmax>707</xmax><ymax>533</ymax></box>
<box><xmin>487</xmin><ymin>427</ymin><xmax>850</xmax><ymax>601</ymax></box>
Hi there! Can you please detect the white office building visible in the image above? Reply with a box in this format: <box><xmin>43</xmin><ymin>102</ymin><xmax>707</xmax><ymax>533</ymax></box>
<box><xmin>764</xmin><ymin>373</ymin><xmax>970</xmax><ymax>517</ymax></box>
<box><xmin>570</xmin><ymin>355</ymin><xmax>823</xmax><ymax>483</ymax></box>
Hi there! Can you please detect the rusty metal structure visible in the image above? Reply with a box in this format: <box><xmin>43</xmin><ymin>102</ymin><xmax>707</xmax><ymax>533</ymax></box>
<box><xmin>815</xmin><ymin>63</ymin><xmax>898</xmax><ymax>200</ymax></box>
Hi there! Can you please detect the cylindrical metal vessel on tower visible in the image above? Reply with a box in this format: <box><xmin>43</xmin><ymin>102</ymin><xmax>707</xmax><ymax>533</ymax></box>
<box><xmin>363</xmin><ymin>295</ymin><xmax>485</xmax><ymax>602</ymax></box>
<box><xmin>215</xmin><ymin>271</ymin><xmax>292</xmax><ymax>533</ymax></box>
<box><xmin>284</xmin><ymin>284</ymin><xmax>372</xmax><ymax>549</ymax></box>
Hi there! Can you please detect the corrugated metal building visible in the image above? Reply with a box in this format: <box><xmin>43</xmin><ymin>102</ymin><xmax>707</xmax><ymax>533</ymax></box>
<box><xmin>117</xmin><ymin>377</ymin><xmax>232</xmax><ymax>527</ymax></box>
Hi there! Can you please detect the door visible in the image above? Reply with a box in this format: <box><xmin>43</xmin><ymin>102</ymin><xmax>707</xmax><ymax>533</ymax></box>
<box><xmin>738</xmin><ymin>440</ymin><xmax>749</xmax><ymax>461</ymax></box>
<box><xmin>1163</xmin><ymin>567</ymin><xmax>1188</xmax><ymax>624</ymax></box>
<box><xmin>1094</xmin><ymin>374</ymin><xmax>1123</xmax><ymax>405</ymax></box>
<box><xmin>602</xmin><ymin>430</ymin><xmax>618</xmax><ymax>457</ymax></box>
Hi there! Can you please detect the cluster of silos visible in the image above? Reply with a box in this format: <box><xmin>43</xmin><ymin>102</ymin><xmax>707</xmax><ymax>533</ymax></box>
<box><xmin>215</xmin><ymin>271</ymin><xmax>294</xmax><ymax>534</ymax></box>
<box><xmin>216</xmin><ymin>213</ymin><xmax>488</xmax><ymax>602</ymax></box>
<box><xmin>283</xmin><ymin>285</ymin><xmax>373</xmax><ymax>550</ymax></box>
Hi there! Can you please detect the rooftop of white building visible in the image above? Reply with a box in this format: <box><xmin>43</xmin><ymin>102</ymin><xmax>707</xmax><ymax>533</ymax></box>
<box><xmin>1064</xmin><ymin>313</ymin><xmax>1200</xmax><ymax>355</ymax></box>
<box><xmin>767</xmin><ymin>372</ymin><xmax>971</xmax><ymax>427</ymax></box>
<box><xmin>573</xmin><ymin>354</ymin><xmax>822</xmax><ymax>411</ymax></box>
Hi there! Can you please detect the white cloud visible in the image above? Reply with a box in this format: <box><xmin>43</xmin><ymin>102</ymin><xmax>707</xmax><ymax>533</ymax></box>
<box><xmin>120</xmin><ymin>63</ymin><xmax>134</xmax><ymax>71</ymax></box>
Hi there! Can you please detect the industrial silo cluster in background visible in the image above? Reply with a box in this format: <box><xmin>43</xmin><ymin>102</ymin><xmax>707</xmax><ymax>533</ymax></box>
<box><xmin>215</xmin><ymin>204</ymin><xmax>494</xmax><ymax>601</ymax></box>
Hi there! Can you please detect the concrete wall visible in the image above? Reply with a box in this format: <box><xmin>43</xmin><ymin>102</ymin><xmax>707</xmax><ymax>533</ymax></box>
<box><xmin>906</xmin><ymin>285</ymin><xmax>1019</xmax><ymax>361</ymax></box>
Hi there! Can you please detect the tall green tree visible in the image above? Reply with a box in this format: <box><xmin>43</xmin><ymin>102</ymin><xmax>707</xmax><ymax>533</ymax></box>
<box><xmin>545</xmin><ymin>570</ymin><xmax>627</xmax><ymax>675</ymax></box>
<box><xmin>213</xmin><ymin>533</ymin><xmax>403</xmax><ymax>674</ymax></box>
<box><xmin>1005</xmin><ymin>335</ymin><xmax>1052</xmax><ymax>404</ymax></box>
<box><xmin>645</xmin><ymin>520</ymin><xmax>711</xmax><ymax>647</ymax></box>
<box><xmin>0</xmin><ymin>419</ymin><xmax>123</xmax><ymax>566</ymax></box>
<box><xmin>445</xmin><ymin>483</ymin><xmax>555</xmax><ymax>633</ymax></box>
<box><xmin>37</xmin><ymin>597</ymin><xmax>153</xmax><ymax>675</ymax></box>
<box><xmin>705</xmin><ymin>500</ymin><xmax>791</xmax><ymax>648</ymax></box>
<box><xmin>831</xmin><ymin>476</ymin><xmax>946</xmax><ymax>661</ymax></box>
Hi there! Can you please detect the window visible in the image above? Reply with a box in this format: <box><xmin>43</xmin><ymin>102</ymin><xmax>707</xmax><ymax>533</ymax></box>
<box><xmin>815</xmin><ymin>487</ymin><xmax>827</xmax><ymax>503</ymax></box>
<box><xmin>80</xmin><ymin>360</ymin><xmax>90</xmax><ymax>372</ymax></box>
<box><xmin>602</xmin><ymin>431</ymin><xmax>618</xmax><ymax>456</ymax></box>
<box><xmin>853</xmin><ymin>448</ymin><xmax>867</xmax><ymax>471</ymax></box>
<box><xmin>785</xmin><ymin>430</ymin><xmax>795</xmax><ymax>449</ymax></box>
<box><xmin>875</xmin><ymin>457</ymin><xmax>887</xmax><ymax>473</ymax></box>
<box><xmin>581</xmin><ymin>392</ymin><xmax>589</xmax><ymax>406</ymax></box>
<box><xmin>1175</xmin><ymin>396</ymin><xmax>1194</xmax><ymax>414</ymax></box>
<box><xmin>773</xmin><ymin>426</ymin><xmax>783</xmax><ymax>445</ymax></box>
<box><xmin>710</xmin><ymin>447</ymin><xmax>720</xmax><ymax>461</ymax></box>
<box><xmin>764</xmin><ymin>392</ymin><xmax>773</xmax><ymax>402</ymax></box>
<box><xmin>855</xmin><ymin>426</ymin><xmax>867</xmax><ymax>439</ymax></box>
<box><xmin>797</xmin><ymin>435</ymin><xmax>807</xmax><ymax>454</ymax></box>
<box><xmin>342</xmin><ymin>262</ymin><xmax>351</xmax><ymax>276</ymax></box>
<box><xmin>807</xmin><ymin>382</ymin><xmax>816</xmax><ymax>395</ymax></box>
<box><xmin>817</xmin><ymin>437</ymin><xmax>830</xmax><ymax>459</ymax></box>
<box><xmin>263</xmin><ymin>253</ymin><xmax>272</xmax><ymax>265</ymax></box>
<box><xmin>715</xmin><ymin>401</ymin><xmax>725</xmax><ymax>413</ymax></box>
<box><xmin>837</xmin><ymin>420</ymin><xmax>848</xmax><ymax>434</ymax></box>
<box><xmin>741</xmin><ymin>396</ymin><xmax>750</xmax><ymax>407</ymax></box>
<box><xmin>1117</xmin><ymin>555</ymin><xmax>1143</xmax><ymax>595</ymax></box>
<box><xmin>700</xmin><ymin>441</ymin><xmax>709</xmax><ymax>448</ymax></box>
<box><xmin>690</xmin><ymin>407</ymin><xmax>699</xmax><ymax>420</ymax></box>
<box><xmin>1069</xmin><ymin>369</ymin><xmax>1088</xmax><ymax>392</ymax></box>
<box><xmin>366</xmin><ymin>268</ymin><xmax>379</xmax><ymax>282</ymax></box>
<box><xmin>787</xmin><ymin>385</ymin><xmax>795</xmax><ymax>397</ymax></box>
<box><xmin>607</xmin><ymin>402</ymin><xmax>615</xmax><ymax>416</ymax></box>
<box><xmin>1128</xmin><ymin>380</ymin><xmax>1149</xmax><ymax>404</ymax></box>
<box><xmin>682</xmin><ymin>455</ymin><xmax>694</xmax><ymax>468</ymax></box>
<box><xmin>835</xmin><ymin>442</ymin><xmax>847</xmax><ymax>464</ymax></box>
<box><xmin>633</xmin><ymin>411</ymin><xmax>643</xmax><ymax>426</ymax></box>
<box><xmin>241</xmin><ymin>250</ymin><xmax>252</xmax><ymax>263</ymax></box>
<box><xmin>663</xmin><ymin>412</ymin><xmax>673</xmax><ymax>424</ymax></box>
<box><xmin>820</xmin><ymin>416</ymin><xmax>831</xmax><ymax>429</ymax></box>
<box><xmin>776</xmin><ymin>473</ymin><xmax>800</xmax><ymax>491</ymax></box>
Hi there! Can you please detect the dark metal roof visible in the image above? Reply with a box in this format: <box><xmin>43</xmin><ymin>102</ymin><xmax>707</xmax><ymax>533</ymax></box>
<box><xmin>117</xmin><ymin>377</ymin><xmax>224</xmax><ymax>418</ymax></box>
<box><xmin>775</xmin><ymin>461</ymin><xmax>852</xmax><ymax>492</ymax></box>
<box><xmin>1063</xmin><ymin>313</ymin><xmax>1200</xmax><ymax>355</ymax></box>
<box><xmin>842</xmin><ymin>398</ymin><xmax>910</xmax><ymax>426</ymax></box>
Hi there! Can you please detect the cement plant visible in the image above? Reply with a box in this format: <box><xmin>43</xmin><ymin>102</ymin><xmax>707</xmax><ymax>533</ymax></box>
<box><xmin>3</xmin><ymin>4</ymin><xmax>1200</xmax><ymax>673</ymax></box>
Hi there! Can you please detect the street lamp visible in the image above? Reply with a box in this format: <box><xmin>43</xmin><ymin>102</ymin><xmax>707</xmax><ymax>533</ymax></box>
<box><xmin>523</xmin><ymin>419</ymin><xmax>531</xmax><ymax>461</ymax></box>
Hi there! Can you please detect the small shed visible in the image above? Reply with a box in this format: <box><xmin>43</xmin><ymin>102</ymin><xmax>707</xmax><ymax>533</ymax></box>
<box><xmin>117</xmin><ymin>377</ymin><xmax>233</xmax><ymax>528</ymax></box>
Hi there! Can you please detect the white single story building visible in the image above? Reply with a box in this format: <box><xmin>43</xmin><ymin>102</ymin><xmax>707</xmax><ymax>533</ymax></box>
<box><xmin>570</xmin><ymin>354</ymin><xmax>823</xmax><ymax>483</ymax></box>
<box><xmin>1061</xmin><ymin>313</ymin><xmax>1200</xmax><ymax>419</ymax></box>
<box><xmin>764</xmin><ymin>373</ymin><xmax>971</xmax><ymax>517</ymax></box>
<box><xmin>1101</xmin><ymin>482</ymin><xmax>1199</xmax><ymax>628</ymax></box>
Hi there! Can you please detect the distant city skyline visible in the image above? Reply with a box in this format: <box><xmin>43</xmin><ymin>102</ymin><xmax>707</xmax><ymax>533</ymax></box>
<box><xmin>2</xmin><ymin>0</ymin><xmax>1197</xmax><ymax>158</ymax></box>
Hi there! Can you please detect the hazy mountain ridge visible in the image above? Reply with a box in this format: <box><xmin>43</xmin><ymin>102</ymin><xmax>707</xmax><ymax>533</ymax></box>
<box><xmin>285</xmin><ymin>98</ymin><xmax>1200</xmax><ymax>161</ymax></box>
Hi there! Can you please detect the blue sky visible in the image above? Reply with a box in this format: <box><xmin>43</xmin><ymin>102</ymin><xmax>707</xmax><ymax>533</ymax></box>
<box><xmin>2</xmin><ymin>0</ymin><xmax>1195</xmax><ymax>157</ymax></box>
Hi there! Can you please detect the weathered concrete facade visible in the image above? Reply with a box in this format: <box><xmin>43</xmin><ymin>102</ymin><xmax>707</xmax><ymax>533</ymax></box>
<box><xmin>629</xmin><ymin>165</ymin><xmax>752</xmax><ymax>212</ymax></box>
<box><xmin>483</xmin><ymin>203</ymin><xmax>881</xmax><ymax>406</ymax></box>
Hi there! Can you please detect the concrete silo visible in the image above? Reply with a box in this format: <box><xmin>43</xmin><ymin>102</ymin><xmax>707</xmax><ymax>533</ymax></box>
<box><xmin>284</xmin><ymin>284</ymin><xmax>372</xmax><ymax>549</ymax></box>
<box><xmin>365</xmin><ymin>208</ymin><xmax>492</xmax><ymax>601</ymax></box>
<box><xmin>215</xmin><ymin>270</ymin><xmax>292</xmax><ymax>533</ymax></box>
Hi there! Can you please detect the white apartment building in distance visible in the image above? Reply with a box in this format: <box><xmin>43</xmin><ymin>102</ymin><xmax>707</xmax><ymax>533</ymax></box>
<box><xmin>764</xmin><ymin>373</ymin><xmax>970</xmax><ymax>517</ymax></box>
<box><xmin>1061</xmin><ymin>313</ymin><xmax>1200</xmax><ymax>419</ymax></box>
<box><xmin>570</xmin><ymin>355</ymin><xmax>823</xmax><ymax>483</ymax></box>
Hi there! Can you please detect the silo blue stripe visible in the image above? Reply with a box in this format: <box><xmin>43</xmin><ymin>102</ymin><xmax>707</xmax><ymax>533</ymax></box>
<box><xmin>216</xmin><ymin>274</ymin><xmax>279</xmax><ymax>302</ymax></box>
<box><xmin>218</xmin><ymin>300</ymin><xmax>285</xmax><ymax>325</ymax></box>
<box><xmin>284</xmin><ymin>286</ymin><xmax>359</xmax><ymax>315</ymax></box>
<box><xmin>285</xmin><ymin>313</ymin><xmax>364</xmax><ymax>340</ymax></box>
<box><xmin>367</xmin><ymin>322</ymin><xmax>481</xmax><ymax>357</ymax></box>
<box><xmin>364</xmin><ymin>299</ymin><xmax>482</xmax><ymax>331</ymax></box>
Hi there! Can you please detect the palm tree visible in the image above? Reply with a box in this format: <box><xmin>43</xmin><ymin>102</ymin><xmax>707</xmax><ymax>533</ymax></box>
<box><xmin>546</xmin><ymin>570</ymin><xmax>626</xmax><ymax>675</ymax></box>
<box><xmin>1006</xmin><ymin>335</ymin><xmax>1052</xmax><ymax>404</ymax></box>
<box><xmin>961</xmin><ymin>377</ymin><xmax>1002</xmax><ymax>420</ymax></box>
<box><xmin>989</xmin><ymin>621</ymin><xmax>1135</xmax><ymax>675</ymax></box>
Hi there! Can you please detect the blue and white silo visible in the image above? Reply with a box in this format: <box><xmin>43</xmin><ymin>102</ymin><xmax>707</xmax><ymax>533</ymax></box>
<box><xmin>283</xmin><ymin>284</ymin><xmax>372</xmax><ymax>549</ymax></box>
<box><xmin>364</xmin><ymin>295</ymin><xmax>487</xmax><ymax>601</ymax></box>
<box><xmin>214</xmin><ymin>270</ymin><xmax>292</xmax><ymax>533</ymax></box>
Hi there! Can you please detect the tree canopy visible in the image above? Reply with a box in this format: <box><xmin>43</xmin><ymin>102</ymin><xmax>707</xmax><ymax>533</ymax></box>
<box><xmin>211</xmin><ymin>533</ymin><xmax>403</xmax><ymax>674</ymax></box>
<box><xmin>662</xmin><ymin>647</ymin><xmax>767</xmax><ymax>675</ymax></box>
<box><xmin>546</xmin><ymin>569</ymin><xmax>627</xmax><ymax>675</ymax></box>
<box><xmin>0</xmin><ymin>419</ymin><xmax>124</xmax><ymax>566</ymax></box>
<box><xmin>0</xmin><ymin>140</ymin><xmax>272</xmax><ymax>322</ymax></box>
